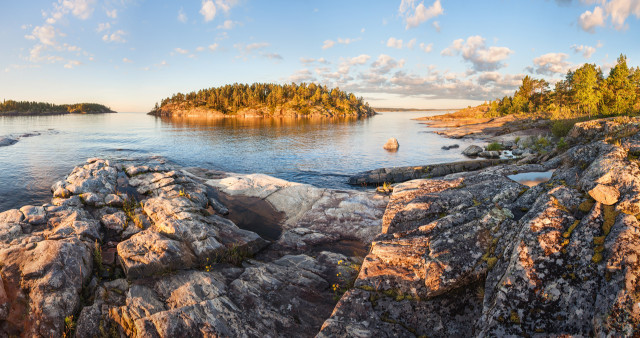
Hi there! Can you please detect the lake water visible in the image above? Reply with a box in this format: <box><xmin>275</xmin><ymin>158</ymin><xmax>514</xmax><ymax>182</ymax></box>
<box><xmin>0</xmin><ymin>111</ymin><xmax>478</xmax><ymax>212</ymax></box>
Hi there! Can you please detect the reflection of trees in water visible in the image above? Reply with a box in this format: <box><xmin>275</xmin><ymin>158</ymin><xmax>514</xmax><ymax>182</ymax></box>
<box><xmin>158</xmin><ymin>115</ymin><xmax>363</xmax><ymax>130</ymax></box>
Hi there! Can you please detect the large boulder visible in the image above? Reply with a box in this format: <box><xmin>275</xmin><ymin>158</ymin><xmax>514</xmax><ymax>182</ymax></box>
<box><xmin>383</xmin><ymin>137</ymin><xmax>399</xmax><ymax>150</ymax></box>
<box><xmin>463</xmin><ymin>145</ymin><xmax>483</xmax><ymax>156</ymax></box>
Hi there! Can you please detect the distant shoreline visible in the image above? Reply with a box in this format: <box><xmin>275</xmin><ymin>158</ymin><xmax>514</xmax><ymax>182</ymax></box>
<box><xmin>372</xmin><ymin>107</ymin><xmax>461</xmax><ymax>112</ymax></box>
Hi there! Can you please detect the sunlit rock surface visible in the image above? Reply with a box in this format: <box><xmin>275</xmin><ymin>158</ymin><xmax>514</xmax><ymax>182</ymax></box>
<box><xmin>320</xmin><ymin>117</ymin><xmax>640</xmax><ymax>337</ymax></box>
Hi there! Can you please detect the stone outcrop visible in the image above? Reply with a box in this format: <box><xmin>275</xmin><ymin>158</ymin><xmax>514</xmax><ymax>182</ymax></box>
<box><xmin>320</xmin><ymin>118</ymin><xmax>640</xmax><ymax>336</ymax></box>
<box><xmin>348</xmin><ymin>158</ymin><xmax>515</xmax><ymax>185</ymax></box>
<box><xmin>0</xmin><ymin>157</ymin><xmax>386</xmax><ymax>337</ymax></box>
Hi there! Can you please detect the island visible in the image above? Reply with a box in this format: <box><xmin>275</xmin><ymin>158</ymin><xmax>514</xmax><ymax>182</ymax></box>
<box><xmin>0</xmin><ymin>101</ymin><xmax>116</xmax><ymax>116</ymax></box>
<box><xmin>148</xmin><ymin>83</ymin><xmax>375</xmax><ymax>118</ymax></box>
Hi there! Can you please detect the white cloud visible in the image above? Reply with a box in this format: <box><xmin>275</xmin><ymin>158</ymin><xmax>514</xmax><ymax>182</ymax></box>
<box><xmin>102</xmin><ymin>30</ymin><xmax>126</xmax><ymax>43</ymax></box>
<box><xmin>407</xmin><ymin>38</ymin><xmax>417</xmax><ymax>49</ymax></box>
<box><xmin>605</xmin><ymin>0</ymin><xmax>640</xmax><ymax>29</ymax></box>
<box><xmin>432</xmin><ymin>21</ymin><xmax>441</xmax><ymax>32</ymax></box>
<box><xmin>27</xmin><ymin>25</ymin><xmax>56</xmax><ymax>46</ymax></box>
<box><xmin>61</xmin><ymin>0</ymin><xmax>96</xmax><ymax>20</ymax></box>
<box><xmin>322</xmin><ymin>40</ymin><xmax>336</xmax><ymax>49</ymax></box>
<box><xmin>420</xmin><ymin>42</ymin><xmax>433</xmax><ymax>53</ymax></box>
<box><xmin>337</xmin><ymin>37</ymin><xmax>359</xmax><ymax>45</ymax></box>
<box><xmin>246</xmin><ymin>42</ymin><xmax>269</xmax><ymax>52</ymax></box>
<box><xmin>64</xmin><ymin>60</ymin><xmax>81</xmax><ymax>68</ymax></box>
<box><xmin>349</xmin><ymin>54</ymin><xmax>371</xmax><ymax>65</ymax></box>
<box><xmin>300</xmin><ymin>57</ymin><xmax>329</xmax><ymax>64</ymax></box>
<box><xmin>208</xmin><ymin>43</ymin><xmax>219</xmax><ymax>51</ymax></box>
<box><xmin>399</xmin><ymin>0</ymin><xmax>444</xmax><ymax>29</ymax></box>
<box><xmin>178</xmin><ymin>8</ymin><xmax>188</xmax><ymax>23</ymax></box>
<box><xmin>174</xmin><ymin>47</ymin><xmax>189</xmax><ymax>54</ymax></box>
<box><xmin>441</xmin><ymin>35</ymin><xmax>513</xmax><ymax>71</ymax></box>
<box><xmin>122</xmin><ymin>57</ymin><xmax>133</xmax><ymax>63</ymax></box>
<box><xmin>215</xmin><ymin>0</ymin><xmax>238</xmax><ymax>13</ymax></box>
<box><xmin>386</xmin><ymin>37</ymin><xmax>403</xmax><ymax>49</ymax></box>
<box><xmin>289</xmin><ymin>69</ymin><xmax>316</xmax><ymax>83</ymax></box>
<box><xmin>106</xmin><ymin>9</ymin><xmax>117</xmax><ymax>19</ymax></box>
<box><xmin>196</xmin><ymin>46</ymin><xmax>205</xmax><ymax>52</ymax></box>
<box><xmin>322</xmin><ymin>37</ymin><xmax>359</xmax><ymax>49</ymax></box>
<box><xmin>579</xmin><ymin>6</ymin><xmax>606</xmax><ymax>32</ymax></box>
<box><xmin>529</xmin><ymin>53</ymin><xmax>571</xmax><ymax>75</ymax></box>
<box><xmin>264</xmin><ymin>53</ymin><xmax>283</xmax><ymax>60</ymax></box>
<box><xmin>217</xmin><ymin>20</ymin><xmax>240</xmax><ymax>29</ymax></box>
<box><xmin>96</xmin><ymin>22</ymin><xmax>111</xmax><ymax>32</ymax></box>
<box><xmin>571</xmin><ymin>44</ymin><xmax>597</xmax><ymax>58</ymax></box>
<box><xmin>200</xmin><ymin>0</ymin><xmax>216</xmax><ymax>22</ymax></box>
<box><xmin>371</xmin><ymin>54</ymin><xmax>405</xmax><ymax>74</ymax></box>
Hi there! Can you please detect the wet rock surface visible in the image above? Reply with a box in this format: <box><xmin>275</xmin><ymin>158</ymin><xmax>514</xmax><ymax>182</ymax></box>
<box><xmin>320</xmin><ymin>118</ymin><xmax>640</xmax><ymax>336</ymax></box>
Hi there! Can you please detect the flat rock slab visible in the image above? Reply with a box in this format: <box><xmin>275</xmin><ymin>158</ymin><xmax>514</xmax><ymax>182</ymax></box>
<box><xmin>117</xmin><ymin>230</ymin><xmax>197</xmax><ymax>279</ymax></box>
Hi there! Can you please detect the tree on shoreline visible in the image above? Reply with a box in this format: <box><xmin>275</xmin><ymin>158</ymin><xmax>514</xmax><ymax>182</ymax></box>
<box><xmin>486</xmin><ymin>53</ymin><xmax>639</xmax><ymax>118</ymax></box>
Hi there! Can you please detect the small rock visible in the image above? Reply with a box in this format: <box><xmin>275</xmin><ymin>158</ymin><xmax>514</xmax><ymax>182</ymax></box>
<box><xmin>209</xmin><ymin>197</ymin><xmax>229</xmax><ymax>215</ymax></box>
<box><xmin>588</xmin><ymin>184</ymin><xmax>620</xmax><ymax>205</ymax></box>
<box><xmin>19</xmin><ymin>205</ymin><xmax>46</xmax><ymax>225</ymax></box>
<box><xmin>81</xmin><ymin>193</ymin><xmax>104</xmax><ymax>207</ymax></box>
<box><xmin>462</xmin><ymin>145</ymin><xmax>483</xmax><ymax>156</ymax></box>
<box><xmin>441</xmin><ymin>144</ymin><xmax>460</xmax><ymax>150</ymax></box>
<box><xmin>512</xmin><ymin>148</ymin><xmax>524</xmax><ymax>156</ymax></box>
<box><xmin>383</xmin><ymin>137</ymin><xmax>399</xmax><ymax>151</ymax></box>
<box><xmin>0</xmin><ymin>209</ymin><xmax>24</xmax><ymax>224</ymax></box>
<box><xmin>101</xmin><ymin>212</ymin><xmax>127</xmax><ymax>232</ymax></box>
<box><xmin>105</xmin><ymin>194</ymin><xmax>124</xmax><ymax>207</ymax></box>
<box><xmin>478</xmin><ymin>151</ymin><xmax>500</xmax><ymax>158</ymax></box>
<box><xmin>52</xmin><ymin>187</ymin><xmax>70</xmax><ymax>198</ymax></box>
<box><xmin>0</xmin><ymin>137</ymin><xmax>18</xmax><ymax>147</ymax></box>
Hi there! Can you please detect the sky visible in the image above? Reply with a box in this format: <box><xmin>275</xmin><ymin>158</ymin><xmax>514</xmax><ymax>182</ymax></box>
<box><xmin>1</xmin><ymin>0</ymin><xmax>640</xmax><ymax>112</ymax></box>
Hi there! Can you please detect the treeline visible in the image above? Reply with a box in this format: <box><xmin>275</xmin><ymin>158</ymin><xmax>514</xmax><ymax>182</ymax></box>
<box><xmin>152</xmin><ymin>83</ymin><xmax>374</xmax><ymax>115</ymax></box>
<box><xmin>486</xmin><ymin>54</ymin><xmax>640</xmax><ymax>118</ymax></box>
<box><xmin>0</xmin><ymin>100</ymin><xmax>113</xmax><ymax>115</ymax></box>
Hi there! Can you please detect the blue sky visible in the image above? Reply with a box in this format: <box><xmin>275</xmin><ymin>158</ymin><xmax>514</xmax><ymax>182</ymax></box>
<box><xmin>1</xmin><ymin>0</ymin><xmax>639</xmax><ymax>112</ymax></box>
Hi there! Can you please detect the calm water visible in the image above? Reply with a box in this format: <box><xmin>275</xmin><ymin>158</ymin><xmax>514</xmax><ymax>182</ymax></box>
<box><xmin>0</xmin><ymin>111</ymin><xmax>477</xmax><ymax>212</ymax></box>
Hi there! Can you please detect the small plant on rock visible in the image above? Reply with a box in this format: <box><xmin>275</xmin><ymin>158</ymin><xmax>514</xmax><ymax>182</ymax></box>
<box><xmin>63</xmin><ymin>315</ymin><xmax>76</xmax><ymax>337</ymax></box>
<box><xmin>93</xmin><ymin>240</ymin><xmax>103</xmax><ymax>275</ymax></box>
<box><xmin>487</xmin><ymin>142</ymin><xmax>503</xmax><ymax>151</ymax></box>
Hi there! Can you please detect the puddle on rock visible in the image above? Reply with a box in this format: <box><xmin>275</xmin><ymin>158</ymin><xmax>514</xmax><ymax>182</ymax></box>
<box><xmin>311</xmin><ymin>239</ymin><xmax>369</xmax><ymax>258</ymax></box>
<box><xmin>206</xmin><ymin>186</ymin><xmax>284</xmax><ymax>242</ymax></box>
<box><xmin>507</xmin><ymin>170</ymin><xmax>554</xmax><ymax>187</ymax></box>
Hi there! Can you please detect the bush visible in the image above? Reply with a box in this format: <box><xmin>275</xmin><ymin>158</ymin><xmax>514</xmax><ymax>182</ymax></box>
<box><xmin>551</xmin><ymin>120</ymin><xmax>575</xmax><ymax>137</ymax></box>
<box><xmin>487</xmin><ymin>142</ymin><xmax>503</xmax><ymax>151</ymax></box>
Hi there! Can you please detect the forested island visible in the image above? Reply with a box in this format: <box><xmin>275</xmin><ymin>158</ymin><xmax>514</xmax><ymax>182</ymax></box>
<box><xmin>432</xmin><ymin>54</ymin><xmax>640</xmax><ymax>137</ymax></box>
<box><xmin>0</xmin><ymin>101</ymin><xmax>116</xmax><ymax>116</ymax></box>
<box><xmin>148</xmin><ymin>83</ymin><xmax>375</xmax><ymax>118</ymax></box>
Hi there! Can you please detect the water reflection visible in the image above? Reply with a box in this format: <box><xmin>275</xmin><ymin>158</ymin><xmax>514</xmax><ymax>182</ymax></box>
<box><xmin>508</xmin><ymin>171</ymin><xmax>554</xmax><ymax>187</ymax></box>
<box><xmin>0</xmin><ymin>111</ymin><xmax>478</xmax><ymax>211</ymax></box>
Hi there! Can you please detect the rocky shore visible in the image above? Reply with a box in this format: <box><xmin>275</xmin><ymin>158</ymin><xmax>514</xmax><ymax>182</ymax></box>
<box><xmin>148</xmin><ymin>105</ymin><xmax>375</xmax><ymax>119</ymax></box>
<box><xmin>1</xmin><ymin>116</ymin><xmax>640</xmax><ymax>336</ymax></box>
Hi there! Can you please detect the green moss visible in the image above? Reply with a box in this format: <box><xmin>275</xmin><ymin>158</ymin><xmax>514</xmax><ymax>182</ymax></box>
<box><xmin>592</xmin><ymin>252</ymin><xmax>603</xmax><ymax>264</ymax></box>
<box><xmin>593</xmin><ymin>236</ymin><xmax>606</xmax><ymax>245</ymax></box>
<box><xmin>594</xmin><ymin>245</ymin><xmax>605</xmax><ymax>253</ymax></box>
<box><xmin>510</xmin><ymin>310</ymin><xmax>521</xmax><ymax>324</ymax></box>
<box><xmin>562</xmin><ymin>220</ymin><xmax>580</xmax><ymax>238</ymax></box>
<box><xmin>486</xmin><ymin>257</ymin><xmax>498</xmax><ymax>269</ymax></box>
<box><xmin>359</xmin><ymin>285</ymin><xmax>376</xmax><ymax>292</ymax></box>
<box><xmin>603</xmin><ymin>205</ymin><xmax>619</xmax><ymax>236</ymax></box>
<box><xmin>578</xmin><ymin>199</ymin><xmax>595</xmax><ymax>213</ymax></box>
<box><xmin>473</xmin><ymin>199</ymin><xmax>481</xmax><ymax>206</ymax></box>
